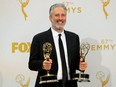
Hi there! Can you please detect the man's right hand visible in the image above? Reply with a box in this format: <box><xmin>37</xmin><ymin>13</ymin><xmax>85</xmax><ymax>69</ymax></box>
<box><xmin>42</xmin><ymin>59</ymin><xmax>52</xmax><ymax>70</ymax></box>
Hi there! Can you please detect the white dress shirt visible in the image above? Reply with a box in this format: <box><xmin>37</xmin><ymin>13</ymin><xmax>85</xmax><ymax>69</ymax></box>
<box><xmin>51</xmin><ymin>28</ymin><xmax>70</xmax><ymax>80</ymax></box>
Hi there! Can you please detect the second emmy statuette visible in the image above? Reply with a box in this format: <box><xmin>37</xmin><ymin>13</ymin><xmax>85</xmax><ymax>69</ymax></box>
<box><xmin>39</xmin><ymin>42</ymin><xmax>58</xmax><ymax>84</ymax></box>
<box><xmin>73</xmin><ymin>42</ymin><xmax>90</xmax><ymax>82</ymax></box>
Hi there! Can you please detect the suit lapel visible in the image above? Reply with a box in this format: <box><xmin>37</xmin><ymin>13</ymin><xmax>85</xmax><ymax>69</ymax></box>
<box><xmin>46</xmin><ymin>29</ymin><xmax>58</xmax><ymax>74</ymax></box>
<box><xmin>64</xmin><ymin>31</ymin><xmax>71</xmax><ymax>73</ymax></box>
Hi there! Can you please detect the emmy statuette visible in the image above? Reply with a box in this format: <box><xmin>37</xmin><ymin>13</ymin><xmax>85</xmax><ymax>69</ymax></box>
<box><xmin>39</xmin><ymin>42</ymin><xmax>58</xmax><ymax>84</ymax></box>
<box><xmin>96</xmin><ymin>71</ymin><xmax>110</xmax><ymax>87</ymax></box>
<box><xmin>16</xmin><ymin>74</ymin><xmax>30</xmax><ymax>87</ymax></box>
<box><xmin>73</xmin><ymin>42</ymin><xmax>90</xmax><ymax>82</ymax></box>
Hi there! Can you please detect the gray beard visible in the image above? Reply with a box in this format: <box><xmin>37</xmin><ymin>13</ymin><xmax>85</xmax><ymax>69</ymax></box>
<box><xmin>52</xmin><ymin>22</ymin><xmax>64</xmax><ymax>30</ymax></box>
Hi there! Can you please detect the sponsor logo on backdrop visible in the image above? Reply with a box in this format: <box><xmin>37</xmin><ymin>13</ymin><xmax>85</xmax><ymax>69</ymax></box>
<box><xmin>101</xmin><ymin>0</ymin><xmax>110</xmax><ymax>19</ymax></box>
<box><xmin>91</xmin><ymin>39</ymin><xmax>115</xmax><ymax>51</ymax></box>
<box><xmin>17</xmin><ymin>0</ymin><xmax>111</xmax><ymax>20</ymax></box>
<box><xmin>12</xmin><ymin>42</ymin><xmax>30</xmax><ymax>53</ymax></box>
<box><xmin>12</xmin><ymin>39</ymin><xmax>115</xmax><ymax>53</ymax></box>
<box><xmin>96</xmin><ymin>71</ymin><xmax>110</xmax><ymax>87</ymax></box>
<box><xmin>62</xmin><ymin>0</ymin><xmax>82</xmax><ymax>14</ymax></box>
<box><xmin>62</xmin><ymin>0</ymin><xmax>111</xmax><ymax>19</ymax></box>
<box><xmin>16</xmin><ymin>74</ymin><xmax>30</xmax><ymax>87</ymax></box>
<box><xmin>19</xmin><ymin>0</ymin><xmax>30</xmax><ymax>20</ymax></box>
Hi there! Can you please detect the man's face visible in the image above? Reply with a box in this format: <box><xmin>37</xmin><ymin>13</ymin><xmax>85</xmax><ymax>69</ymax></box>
<box><xmin>50</xmin><ymin>7</ymin><xmax>66</xmax><ymax>30</ymax></box>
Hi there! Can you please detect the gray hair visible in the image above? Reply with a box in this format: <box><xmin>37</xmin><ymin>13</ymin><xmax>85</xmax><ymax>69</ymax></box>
<box><xmin>49</xmin><ymin>3</ymin><xmax>67</xmax><ymax>17</ymax></box>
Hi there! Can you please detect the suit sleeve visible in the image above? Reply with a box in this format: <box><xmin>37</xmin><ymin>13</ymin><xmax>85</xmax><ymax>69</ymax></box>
<box><xmin>28</xmin><ymin>35</ymin><xmax>45</xmax><ymax>71</ymax></box>
<box><xmin>76</xmin><ymin>35</ymin><xmax>80</xmax><ymax>70</ymax></box>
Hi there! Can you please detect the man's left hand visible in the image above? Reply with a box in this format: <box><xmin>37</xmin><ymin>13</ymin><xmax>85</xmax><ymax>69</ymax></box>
<box><xmin>79</xmin><ymin>58</ymin><xmax>88</xmax><ymax>71</ymax></box>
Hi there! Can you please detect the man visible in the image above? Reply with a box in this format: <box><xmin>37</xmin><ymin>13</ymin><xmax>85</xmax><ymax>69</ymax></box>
<box><xmin>29</xmin><ymin>3</ymin><xmax>87</xmax><ymax>87</ymax></box>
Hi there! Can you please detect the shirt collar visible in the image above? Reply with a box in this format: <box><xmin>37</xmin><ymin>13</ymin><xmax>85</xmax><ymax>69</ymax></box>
<box><xmin>51</xmin><ymin>27</ymin><xmax>65</xmax><ymax>37</ymax></box>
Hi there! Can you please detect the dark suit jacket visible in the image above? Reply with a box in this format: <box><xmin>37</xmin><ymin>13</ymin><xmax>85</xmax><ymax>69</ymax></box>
<box><xmin>28</xmin><ymin>28</ymin><xmax>80</xmax><ymax>87</ymax></box>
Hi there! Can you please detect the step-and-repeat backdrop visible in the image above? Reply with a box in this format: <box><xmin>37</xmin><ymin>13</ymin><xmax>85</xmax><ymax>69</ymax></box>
<box><xmin>0</xmin><ymin>0</ymin><xmax>116</xmax><ymax>87</ymax></box>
